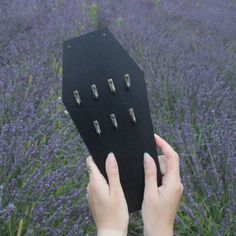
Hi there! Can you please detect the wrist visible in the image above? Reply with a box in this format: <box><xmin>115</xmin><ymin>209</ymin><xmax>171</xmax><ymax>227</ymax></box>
<box><xmin>144</xmin><ymin>225</ymin><xmax>173</xmax><ymax>236</ymax></box>
<box><xmin>97</xmin><ymin>229</ymin><xmax>127</xmax><ymax>236</ymax></box>
<box><xmin>157</xmin><ymin>227</ymin><xmax>173</xmax><ymax>236</ymax></box>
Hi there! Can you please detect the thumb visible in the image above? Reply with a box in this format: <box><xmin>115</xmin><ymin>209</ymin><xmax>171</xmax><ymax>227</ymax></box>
<box><xmin>105</xmin><ymin>152</ymin><xmax>122</xmax><ymax>196</ymax></box>
<box><xmin>86</xmin><ymin>156</ymin><xmax>108</xmax><ymax>186</ymax></box>
<box><xmin>143</xmin><ymin>152</ymin><xmax>158</xmax><ymax>196</ymax></box>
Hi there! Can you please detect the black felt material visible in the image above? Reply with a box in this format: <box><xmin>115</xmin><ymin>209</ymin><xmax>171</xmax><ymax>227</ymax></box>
<box><xmin>62</xmin><ymin>28</ymin><xmax>162</xmax><ymax>213</ymax></box>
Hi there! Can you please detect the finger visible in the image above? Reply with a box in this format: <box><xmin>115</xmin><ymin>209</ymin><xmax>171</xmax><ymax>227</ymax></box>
<box><xmin>105</xmin><ymin>152</ymin><xmax>122</xmax><ymax>196</ymax></box>
<box><xmin>86</xmin><ymin>183</ymin><xmax>90</xmax><ymax>201</ymax></box>
<box><xmin>86</xmin><ymin>187</ymin><xmax>91</xmax><ymax>202</ymax></box>
<box><xmin>86</xmin><ymin>183</ymin><xmax>90</xmax><ymax>192</ymax></box>
<box><xmin>158</xmin><ymin>155</ymin><xmax>167</xmax><ymax>175</ymax></box>
<box><xmin>154</xmin><ymin>134</ymin><xmax>180</xmax><ymax>177</ymax></box>
<box><xmin>143</xmin><ymin>152</ymin><xmax>158</xmax><ymax>196</ymax></box>
<box><xmin>86</xmin><ymin>156</ymin><xmax>108</xmax><ymax>186</ymax></box>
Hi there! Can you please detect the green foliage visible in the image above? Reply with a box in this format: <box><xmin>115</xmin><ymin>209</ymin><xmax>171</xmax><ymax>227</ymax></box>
<box><xmin>55</xmin><ymin>182</ymin><xmax>78</xmax><ymax>198</ymax></box>
<box><xmin>155</xmin><ymin>0</ymin><xmax>161</xmax><ymax>7</ymax></box>
<box><xmin>88</xmin><ymin>4</ymin><xmax>98</xmax><ymax>29</ymax></box>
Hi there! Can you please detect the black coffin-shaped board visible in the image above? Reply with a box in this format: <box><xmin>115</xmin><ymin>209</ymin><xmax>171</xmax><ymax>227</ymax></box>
<box><xmin>62</xmin><ymin>28</ymin><xmax>162</xmax><ymax>212</ymax></box>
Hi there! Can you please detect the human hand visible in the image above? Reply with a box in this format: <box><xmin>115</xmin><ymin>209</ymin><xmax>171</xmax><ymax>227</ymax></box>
<box><xmin>142</xmin><ymin>134</ymin><xmax>184</xmax><ymax>236</ymax></box>
<box><xmin>86</xmin><ymin>153</ymin><xmax>129</xmax><ymax>236</ymax></box>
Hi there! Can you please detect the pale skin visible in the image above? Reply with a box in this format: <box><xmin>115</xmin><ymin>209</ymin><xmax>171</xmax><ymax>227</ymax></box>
<box><xmin>86</xmin><ymin>134</ymin><xmax>184</xmax><ymax>236</ymax></box>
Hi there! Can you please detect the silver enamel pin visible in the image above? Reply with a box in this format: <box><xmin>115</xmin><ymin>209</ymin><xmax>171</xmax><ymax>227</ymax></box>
<box><xmin>128</xmin><ymin>108</ymin><xmax>136</xmax><ymax>123</ymax></box>
<box><xmin>107</xmin><ymin>78</ymin><xmax>116</xmax><ymax>93</ymax></box>
<box><xmin>91</xmin><ymin>84</ymin><xmax>99</xmax><ymax>99</ymax></box>
<box><xmin>73</xmin><ymin>90</ymin><xmax>81</xmax><ymax>105</ymax></box>
<box><xmin>110</xmin><ymin>114</ymin><xmax>118</xmax><ymax>129</ymax></box>
<box><xmin>124</xmin><ymin>73</ymin><xmax>131</xmax><ymax>89</ymax></box>
<box><xmin>93</xmin><ymin>120</ymin><xmax>101</xmax><ymax>135</ymax></box>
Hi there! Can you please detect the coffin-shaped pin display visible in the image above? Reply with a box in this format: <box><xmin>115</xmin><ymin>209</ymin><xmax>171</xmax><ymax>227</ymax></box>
<box><xmin>62</xmin><ymin>28</ymin><xmax>161</xmax><ymax>212</ymax></box>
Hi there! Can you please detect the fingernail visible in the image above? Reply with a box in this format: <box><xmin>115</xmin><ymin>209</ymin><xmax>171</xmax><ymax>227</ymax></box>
<box><xmin>86</xmin><ymin>156</ymin><xmax>90</xmax><ymax>165</ymax></box>
<box><xmin>86</xmin><ymin>156</ymin><xmax>92</xmax><ymax>174</ymax></box>
<box><xmin>144</xmin><ymin>152</ymin><xmax>152</xmax><ymax>168</ymax></box>
<box><xmin>154</xmin><ymin>133</ymin><xmax>161</xmax><ymax>140</ymax></box>
<box><xmin>87</xmin><ymin>165</ymin><xmax>92</xmax><ymax>174</ymax></box>
<box><xmin>107</xmin><ymin>152</ymin><xmax>117</xmax><ymax>167</ymax></box>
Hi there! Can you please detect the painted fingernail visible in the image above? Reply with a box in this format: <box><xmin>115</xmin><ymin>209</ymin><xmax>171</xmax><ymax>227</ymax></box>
<box><xmin>144</xmin><ymin>152</ymin><xmax>152</xmax><ymax>168</ymax></box>
<box><xmin>107</xmin><ymin>152</ymin><xmax>117</xmax><ymax>167</ymax></box>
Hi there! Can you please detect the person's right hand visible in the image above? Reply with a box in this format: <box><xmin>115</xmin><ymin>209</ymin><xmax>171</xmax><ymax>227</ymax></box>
<box><xmin>141</xmin><ymin>134</ymin><xmax>184</xmax><ymax>236</ymax></box>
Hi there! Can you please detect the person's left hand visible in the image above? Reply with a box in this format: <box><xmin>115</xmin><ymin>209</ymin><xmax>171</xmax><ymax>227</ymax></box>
<box><xmin>86</xmin><ymin>152</ymin><xmax>129</xmax><ymax>236</ymax></box>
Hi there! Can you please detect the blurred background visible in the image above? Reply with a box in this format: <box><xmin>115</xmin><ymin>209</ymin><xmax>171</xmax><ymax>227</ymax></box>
<box><xmin>0</xmin><ymin>0</ymin><xmax>235</xmax><ymax>235</ymax></box>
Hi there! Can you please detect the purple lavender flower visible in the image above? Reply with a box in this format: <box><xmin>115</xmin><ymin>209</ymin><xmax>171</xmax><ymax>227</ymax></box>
<box><xmin>0</xmin><ymin>0</ymin><xmax>235</xmax><ymax>235</ymax></box>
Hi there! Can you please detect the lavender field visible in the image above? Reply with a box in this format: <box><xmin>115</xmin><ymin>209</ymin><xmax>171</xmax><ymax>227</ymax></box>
<box><xmin>0</xmin><ymin>0</ymin><xmax>236</xmax><ymax>235</ymax></box>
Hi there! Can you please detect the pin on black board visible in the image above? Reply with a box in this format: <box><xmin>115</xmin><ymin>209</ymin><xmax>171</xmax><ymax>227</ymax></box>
<box><xmin>62</xmin><ymin>28</ymin><xmax>162</xmax><ymax>213</ymax></box>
